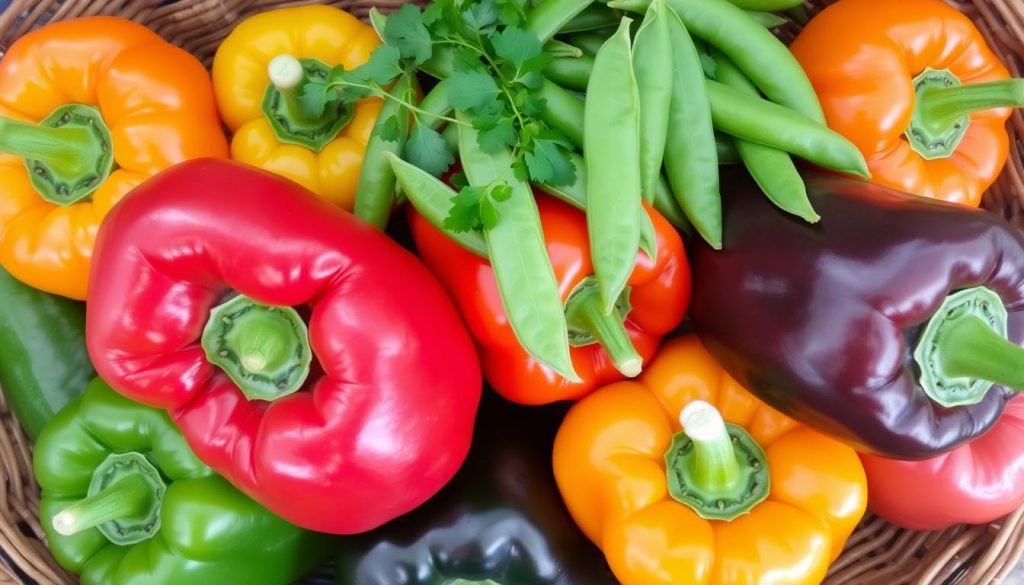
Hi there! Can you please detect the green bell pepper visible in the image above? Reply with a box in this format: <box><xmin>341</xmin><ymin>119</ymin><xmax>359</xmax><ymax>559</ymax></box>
<box><xmin>0</xmin><ymin>265</ymin><xmax>92</xmax><ymax>439</ymax></box>
<box><xmin>34</xmin><ymin>377</ymin><xmax>331</xmax><ymax>585</ymax></box>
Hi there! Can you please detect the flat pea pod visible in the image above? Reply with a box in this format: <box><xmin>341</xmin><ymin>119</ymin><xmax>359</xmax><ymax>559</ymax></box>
<box><xmin>584</xmin><ymin>17</ymin><xmax>642</xmax><ymax>314</ymax></box>
<box><xmin>546</xmin><ymin>40</ymin><xmax>584</xmax><ymax>58</ymax></box>
<box><xmin>609</xmin><ymin>0</ymin><xmax>825</xmax><ymax>123</ymax></box>
<box><xmin>385</xmin><ymin>152</ymin><xmax>488</xmax><ymax>257</ymax></box>
<box><xmin>568</xmin><ymin>32</ymin><xmax>611</xmax><ymax>56</ymax></box>
<box><xmin>560</xmin><ymin>4</ymin><xmax>621</xmax><ymax>33</ymax></box>
<box><xmin>653</xmin><ymin>174</ymin><xmax>690</xmax><ymax>233</ymax></box>
<box><xmin>663</xmin><ymin>9</ymin><xmax>721</xmax><ymax>248</ymax></box>
<box><xmin>354</xmin><ymin>73</ymin><xmax>416</xmax><ymax>229</ymax></box>
<box><xmin>705</xmin><ymin>79</ymin><xmax>870</xmax><ymax>177</ymax></box>
<box><xmin>633</xmin><ymin>0</ymin><xmax>673</xmax><ymax>204</ymax></box>
<box><xmin>539</xmin><ymin>79</ymin><xmax>585</xmax><ymax>146</ymax></box>
<box><xmin>729</xmin><ymin>0</ymin><xmax>807</xmax><ymax>10</ymax></box>
<box><xmin>545</xmin><ymin>55</ymin><xmax>594</xmax><ymax>91</ymax></box>
<box><xmin>457</xmin><ymin>115</ymin><xmax>579</xmax><ymax>382</ymax></box>
<box><xmin>745</xmin><ymin>10</ymin><xmax>787</xmax><ymax>28</ymax></box>
<box><xmin>712</xmin><ymin>50</ymin><xmax>819</xmax><ymax>223</ymax></box>
<box><xmin>525</xmin><ymin>0</ymin><xmax>596</xmax><ymax>44</ymax></box>
<box><xmin>419</xmin><ymin>80</ymin><xmax>451</xmax><ymax>131</ymax></box>
<box><xmin>0</xmin><ymin>266</ymin><xmax>93</xmax><ymax>440</ymax></box>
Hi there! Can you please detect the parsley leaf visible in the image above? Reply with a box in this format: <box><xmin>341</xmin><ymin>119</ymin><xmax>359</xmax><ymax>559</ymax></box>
<box><xmin>345</xmin><ymin>45</ymin><xmax>403</xmax><ymax>89</ymax></box>
<box><xmin>491</xmin><ymin>27</ymin><xmax>542</xmax><ymax>71</ymax></box>
<box><xmin>462</xmin><ymin>0</ymin><xmax>499</xmax><ymax>32</ymax></box>
<box><xmin>378</xmin><ymin>115</ymin><xmax>402</xmax><ymax>143</ymax></box>
<box><xmin>477</xmin><ymin>117</ymin><xmax>516</xmax><ymax>153</ymax></box>
<box><xmin>299</xmin><ymin>80</ymin><xmax>331</xmax><ymax>119</ymax></box>
<box><xmin>525</xmin><ymin>139</ymin><xmax>576</xmax><ymax>186</ymax></box>
<box><xmin>495</xmin><ymin>0</ymin><xmax>528</xmax><ymax>26</ymax></box>
<box><xmin>404</xmin><ymin>122</ymin><xmax>455</xmax><ymax>177</ymax></box>
<box><xmin>479</xmin><ymin>196</ymin><xmax>500</xmax><ymax>229</ymax></box>
<box><xmin>444</xmin><ymin>185</ymin><xmax>487</xmax><ymax>232</ymax></box>
<box><xmin>491</xmin><ymin>183</ymin><xmax>512</xmax><ymax>201</ymax></box>
<box><xmin>448</xmin><ymin>68</ymin><xmax>503</xmax><ymax>112</ymax></box>
<box><xmin>384</xmin><ymin>4</ymin><xmax>432</xmax><ymax>65</ymax></box>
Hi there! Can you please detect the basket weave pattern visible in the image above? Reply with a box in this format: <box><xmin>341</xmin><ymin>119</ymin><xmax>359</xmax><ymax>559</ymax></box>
<box><xmin>0</xmin><ymin>1</ymin><xmax>1022</xmax><ymax>584</ymax></box>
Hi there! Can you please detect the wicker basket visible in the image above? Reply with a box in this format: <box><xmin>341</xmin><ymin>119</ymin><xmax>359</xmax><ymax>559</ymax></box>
<box><xmin>0</xmin><ymin>0</ymin><xmax>1022</xmax><ymax>584</ymax></box>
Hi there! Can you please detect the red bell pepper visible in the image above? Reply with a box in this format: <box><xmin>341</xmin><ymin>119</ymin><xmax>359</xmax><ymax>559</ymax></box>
<box><xmin>859</xmin><ymin>398</ymin><xmax>1024</xmax><ymax>530</ymax></box>
<box><xmin>86</xmin><ymin>158</ymin><xmax>482</xmax><ymax>534</ymax></box>
<box><xmin>409</xmin><ymin>194</ymin><xmax>689</xmax><ymax>405</ymax></box>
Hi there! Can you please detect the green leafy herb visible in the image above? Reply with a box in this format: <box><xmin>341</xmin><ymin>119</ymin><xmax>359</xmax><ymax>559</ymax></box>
<box><xmin>448</xmin><ymin>69</ymin><xmax>503</xmax><ymax>112</ymax></box>
<box><xmin>525</xmin><ymin>139</ymin><xmax>576</xmax><ymax>186</ymax></box>
<box><xmin>404</xmin><ymin>122</ymin><xmax>455</xmax><ymax>177</ymax></box>
<box><xmin>476</xmin><ymin>117</ymin><xmax>516</xmax><ymax>153</ymax></box>
<box><xmin>384</xmin><ymin>4</ymin><xmax>433</xmax><ymax>64</ymax></box>
<box><xmin>444</xmin><ymin>185</ymin><xmax>488</xmax><ymax>232</ymax></box>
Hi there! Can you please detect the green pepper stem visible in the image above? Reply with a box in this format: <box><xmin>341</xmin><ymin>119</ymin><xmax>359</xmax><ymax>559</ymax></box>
<box><xmin>52</xmin><ymin>473</ymin><xmax>156</xmax><ymax>536</ymax></box>
<box><xmin>0</xmin><ymin>117</ymin><xmax>95</xmax><ymax>176</ymax></box>
<box><xmin>938</xmin><ymin>314</ymin><xmax>1024</xmax><ymax>389</ymax></box>
<box><xmin>564</xmin><ymin>280</ymin><xmax>642</xmax><ymax>377</ymax></box>
<box><xmin>917</xmin><ymin>79</ymin><xmax>1024</xmax><ymax>132</ymax></box>
<box><xmin>268</xmin><ymin>54</ymin><xmax>321</xmax><ymax>127</ymax></box>
<box><xmin>680</xmin><ymin>400</ymin><xmax>741</xmax><ymax>492</ymax></box>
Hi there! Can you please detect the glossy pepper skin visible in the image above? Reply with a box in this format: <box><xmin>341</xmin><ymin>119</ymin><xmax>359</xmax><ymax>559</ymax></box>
<box><xmin>691</xmin><ymin>171</ymin><xmax>1024</xmax><ymax>459</ymax></box>
<box><xmin>0</xmin><ymin>17</ymin><xmax>228</xmax><ymax>299</ymax></box>
<box><xmin>212</xmin><ymin>5</ymin><xmax>381</xmax><ymax>209</ymax></box>
<box><xmin>35</xmin><ymin>378</ymin><xmax>329</xmax><ymax>585</ymax></box>
<box><xmin>0</xmin><ymin>265</ymin><xmax>92</xmax><ymax>439</ymax></box>
<box><xmin>553</xmin><ymin>336</ymin><xmax>867</xmax><ymax>585</ymax></box>
<box><xmin>334</xmin><ymin>393</ymin><xmax>617</xmax><ymax>585</ymax></box>
<box><xmin>859</xmin><ymin>397</ymin><xmax>1024</xmax><ymax>530</ymax></box>
<box><xmin>791</xmin><ymin>0</ymin><xmax>1020</xmax><ymax>207</ymax></box>
<box><xmin>86</xmin><ymin>158</ymin><xmax>482</xmax><ymax>534</ymax></box>
<box><xmin>409</xmin><ymin>194</ymin><xmax>690</xmax><ymax>404</ymax></box>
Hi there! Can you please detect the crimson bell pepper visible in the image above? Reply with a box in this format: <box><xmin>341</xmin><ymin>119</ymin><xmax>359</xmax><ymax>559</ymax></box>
<box><xmin>409</xmin><ymin>195</ymin><xmax>690</xmax><ymax>405</ymax></box>
<box><xmin>85</xmin><ymin>158</ymin><xmax>482</xmax><ymax>534</ymax></box>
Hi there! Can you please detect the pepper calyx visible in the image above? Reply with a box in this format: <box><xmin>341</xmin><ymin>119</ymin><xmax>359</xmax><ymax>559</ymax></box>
<box><xmin>262</xmin><ymin>54</ymin><xmax>355</xmax><ymax>152</ymax></box>
<box><xmin>52</xmin><ymin>452</ymin><xmax>166</xmax><ymax>546</ymax></box>
<box><xmin>664</xmin><ymin>400</ymin><xmax>769</xmax><ymax>521</ymax></box>
<box><xmin>564</xmin><ymin>276</ymin><xmax>642</xmax><ymax>377</ymax></box>
<box><xmin>201</xmin><ymin>294</ymin><xmax>312</xmax><ymax>402</ymax></box>
<box><xmin>0</xmin><ymin>104</ymin><xmax>114</xmax><ymax>205</ymax></box>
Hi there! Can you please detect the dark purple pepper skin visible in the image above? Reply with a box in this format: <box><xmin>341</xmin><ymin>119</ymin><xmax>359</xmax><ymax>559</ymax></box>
<box><xmin>691</xmin><ymin>171</ymin><xmax>1024</xmax><ymax>460</ymax></box>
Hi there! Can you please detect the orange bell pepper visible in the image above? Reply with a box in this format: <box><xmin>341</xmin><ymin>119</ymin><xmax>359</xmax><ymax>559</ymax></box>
<box><xmin>0</xmin><ymin>17</ymin><xmax>228</xmax><ymax>300</ymax></box>
<box><xmin>553</xmin><ymin>335</ymin><xmax>867</xmax><ymax>585</ymax></box>
<box><xmin>790</xmin><ymin>0</ymin><xmax>1024</xmax><ymax>207</ymax></box>
<box><xmin>211</xmin><ymin>5</ymin><xmax>382</xmax><ymax>210</ymax></box>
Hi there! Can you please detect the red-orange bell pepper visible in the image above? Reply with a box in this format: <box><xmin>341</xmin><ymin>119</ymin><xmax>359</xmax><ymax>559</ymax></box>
<box><xmin>791</xmin><ymin>0</ymin><xmax>1024</xmax><ymax>207</ymax></box>
<box><xmin>410</xmin><ymin>194</ymin><xmax>689</xmax><ymax>405</ymax></box>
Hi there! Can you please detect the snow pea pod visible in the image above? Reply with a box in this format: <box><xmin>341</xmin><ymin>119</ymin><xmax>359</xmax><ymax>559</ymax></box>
<box><xmin>539</xmin><ymin>79</ymin><xmax>585</xmax><ymax>145</ymax></box>
<box><xmin>633</xmin><ymin>0</ymin><xmax>672</xmax><ymax>204</ymax></box>
<box><xmin>525</xmin><ymin>0</ymin><xmax>596</xmax><ymax>44</ymax></box>
<box><xmin>354</xmin><ymin>73</ymin><xmax>415</xmax><ymax>229</ymax></box>
<box><xmin>386</xmin><ymin>152</ymin><xmax>488</xmax><ymax>257</ymax></box>
<box><xmin>458</xmin><ymin>115</ymin><xmax>579</xmax><ymax>382</ymax></box>
<box><xmin>729</xmin><ymin>0</ymin><xmax>807</xmax><ymax>10</ymax></box>
<box><xmin>705</xmin><ymin>80</ymin><xmax>869</xmax><ymax>177</ymax></box>
<box><xmin>545</xmin><ymin>54</ymin><xmax>594</xmax><ymax>91</ymax></box>
<box><xmin>584</xmin><ymin>18</ymin><xmax>642</xmax><ymax>314</ymax></box>
<box><xmin>568</xmin><ymin>31</ymin><xmax>610</xmax><ymax>56</ymax></box>
<box><xmin>712</xmin><ymin>50</ymin><xmax>819</xmax><ymax>222</ymax></box>
<box><xmin>745</xmin><ymin>10</ymin><xmax>787</xmax><ymax>28</ymax></box>
<box><xmin>664</xmin><ymin>9</ymin><xmax>721</xmax><ymax>248</ymax></box>
<box><xmin>560</xmin><ymin>4</ymin><xmax>621</xmax><ymax>32</ymax></box>
<box><xmin>610</xmin><ymin>0</ymin><xmax>825</xmax><ymax>123</ymax></box>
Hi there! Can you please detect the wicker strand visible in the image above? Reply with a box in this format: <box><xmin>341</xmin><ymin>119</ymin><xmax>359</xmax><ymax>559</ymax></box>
<box><xmin>0</xmin><ymin>0</ymin><xmax>1023</xmax><ymax>584</ymax></box>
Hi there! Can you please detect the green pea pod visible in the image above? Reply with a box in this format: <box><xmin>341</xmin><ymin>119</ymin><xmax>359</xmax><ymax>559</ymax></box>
<box><xmin>385</xmin><ymin>152</ymin><xmax>488</xmax><ymax>258</ymax></box>
<box><xmin>545</xmin><ymin>55</ymin><xmax>594</xmax><ymax>91</ymax></box>
<box><xmin>539</xmin><ymin>80</ymin><xmax>585</xmax><ymax>146</ymax></box>
<box><xmin>354</xmin><ymin>73</ymin><xmax>416</xmax><ymax>229</ymax></box>
<box><xmin>633</xmin><ymin>0</ymin><xmax>672</xmax><ymax>204</ymax></box>
<box><xmin>525</xmin><ymin>0</ymin><xmax>596</xmax><ymax>44</ymax></box>
<box><xmin>535</xmin><ymin>151</ymin><xmax>587</xmax><ymax>210</ymax></box>
<box><xmin>663</xmin><ymin>10</ymin><xmax>721</xmax><ymax>249</ymax></box>
<box><xmin>729</xmin><ymin>0</ymin><xmax>806</xmax><ymax>10</ymax></box>
<box><xmin>638</xmin><ymin>207</ymin><xmax>658</xmax><ymax>260</ymax></box>
<box><xmin>0</xmin><ymin>266</ymin><xmax>93</xmax><ymax>440</ymax></box>
<box><xmin>441</xmin><ymin>123</ymin><xmax>458</xmax><ymax>152</ymax></box>
<box><xmin>585</xmin><ymin>18</ymin><xmax>642</xmax><ymax>314</ymax></box>
<box><xmin>457</xmin><ymin>116</ymin><xmax>579</xmax><ymax>382</ymax></box>
<box><xmin>560</xmin><ymin>3</ymin><xmax>622</xmax><ymax>33</ymax></box>
<box><xmin>705</xmin><ymin>80</ymin><xmax>870</xmax><ymax>177</ymax></box>
<box><xmin>653</xmin><ymin>174</ymin><xmax>691</xmax><ymax>234</ymax></box>
<box><xmin>608</xmin><ymin>0</ymin><xmax>825</xmax><ymax>123</ymax></box>
<box><xmin>546</xmin><ymin>40</ymin><xmax>585</xmax><ymax>58</ymax></box>
<box><xmin>712</xmin><ymin>50</ymin><xmax>819</xmax><ymax>223</ymax></box>
<box><xmin>744</xmin><ymin>10</ymin><xmax>787</xmax><ymax>28</ymax></box>
<box><xmin>419</xmin><ymin>80</ymin><xmax>451</xmax><ymax>131</ymax></box>
<box><xmin>568</xmin><ymin>32</ymin><xmax>610</xmax><ymax>56</ymax></box>
<box><xmin>369</xmin><ymin>7</ymin><xmax>387</xmax><ymax>40</ymax></box>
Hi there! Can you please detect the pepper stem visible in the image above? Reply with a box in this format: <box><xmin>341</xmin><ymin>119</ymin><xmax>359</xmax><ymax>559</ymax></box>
<box><xmin>664</xmin><ymin>400</ymin><xmax>769</xmax><ymax>521</ymax></box>
<box><xmin>907</xmin><ymin>69</ymin><xmax>1024</xmax><ymax>160</ymax></box>
<box><xmin>201</xmin><ymin>294</ymin><xmax>312</xmax><ymax>401</ymax></box>
<box><xmin>0</xmin><ymin>105</ymin><xmax>114</xmax><ymax>205</ymax></box>
<box><xmin>564</xmin><ymin>277</ymin><xmax>642</xmax><ymax>377</ymax></box>
<box><xmin>53</xmin><ymin>452</ymin><xmax>166</xmax><ymax>546</ymax></box>
<box><xmin>261</xmin><ymin>55</ymin><xmax>355</xmax><ymax>152</ymax></box>
<box><xmin>915</xmin><ymin>287</ymin><xmax>1024</xmax><ymax>407</ymax></box>
<box><xmin>52</xmin><ymin>473</ymin><xmax>156</xmax><ymax>536</ymax></box>
<box><xmin>268</xmin><ymin>54</ymin><xmax>320</xmax><ymax>128</ymax></box>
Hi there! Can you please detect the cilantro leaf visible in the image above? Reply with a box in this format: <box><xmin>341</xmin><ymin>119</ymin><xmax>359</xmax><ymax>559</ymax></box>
<box><xmin>345</xmin><ymin>45</ymin><xmax>403</xmax><ymax>89</ymax></box>
<box><xmin>299</xmin><ymin>80</ymin><xmax>331</xmax><ymax>118</ymax></box>
<box><xmin>444</xmin><ymin>185</ymin><xmax>486</xmax><ymax>232</ymax></box>
<box><xmin>525</xmin><ymin>139</ymin><xmax>576</xmax><ymax>186</ymax></box>
<box><xmin>699</xmin><ymin>51</ymin><xmax>717</xmax><ymax>80</ymax></box>
<box><xmin>404</xmin><ymin>122</ymin><xmax>455</xmax><ymax>177</ymax></box>
<box><xmin>462</xmin><ymin>0</ymin><xmax>499</xmax><ymax>32</ymax></box>
<box><xmin>447</xmin><ymin>68</ymin><xmax>503</xmax><ymax>112</ymax></box>
<box><xmin>495</xmin><ymin>0</ymin><xmax>528</xmax><ymax>26</ymax></box>
<box><xmin>384</xmin><ymin>4</ymin><xmax>432</xmax><ymax>65</ymax></box>
<box><xmin>378</xmin><ymin>115</ymin><xmax>402</xmax><ymax>143</ymax></box>
<box><xmin>491</xmin><ymin>27</ymin><xmax>542</xmax><ymax>71</ymax></box>
<box><xmin>477</xmin><ymin>117</ymin><xmax>516</xmax><ymax>153</ymax></box>
<box><xmin>491</xmin><ymin>183</ymin><xmax>512</xmax><ymax>201</ymax></box>
<box><xmin>479</xmin><ymin>196</ymin><xmax>500</xmax><ymax>230</ymax></box>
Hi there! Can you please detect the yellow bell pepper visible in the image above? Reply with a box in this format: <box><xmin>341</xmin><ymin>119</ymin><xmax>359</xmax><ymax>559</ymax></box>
<box><xmin>212</xmin><ymin>5</ymin><xmax>382</xmax><ymax>209</ymax></box>
<box><xmin>553</xmin><ymin>335</ymin><xmax>867</xmax><ymax>585</ymax></box>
